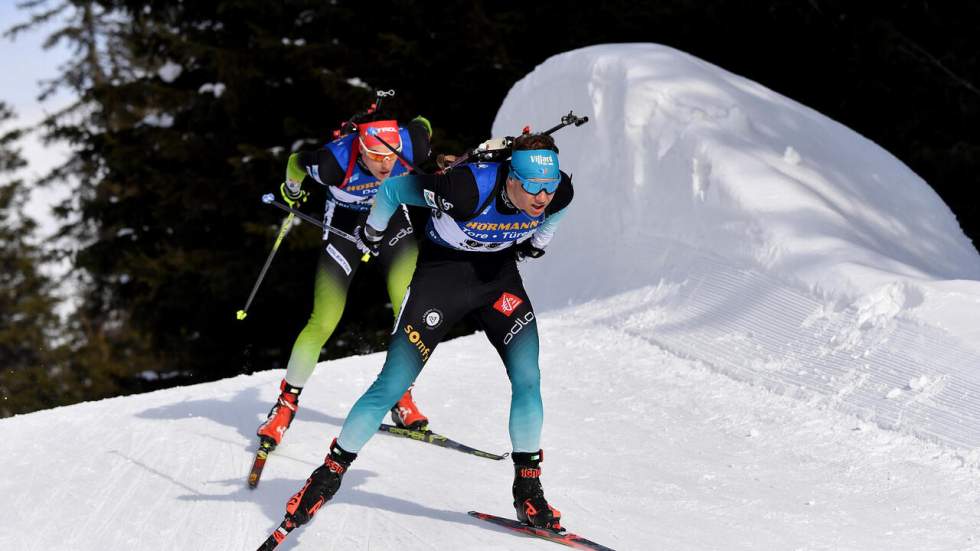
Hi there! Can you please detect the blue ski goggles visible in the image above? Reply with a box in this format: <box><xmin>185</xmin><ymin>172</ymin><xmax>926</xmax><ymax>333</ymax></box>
<box><xmin>509</xmin><ymin>149</ymin><xmax>561</xmax><ymax>195</ymax></box>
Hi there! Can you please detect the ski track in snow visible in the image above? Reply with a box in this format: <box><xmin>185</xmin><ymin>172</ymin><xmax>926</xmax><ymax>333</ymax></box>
<box><xmin>561</xmin><ymin>250</ymin><xmax>980</xmax><ymax>451</ymax></box>
<box><xmin>4</xmin><ymin>307</ymin><xmax>980</xmax><ymax>550</ymax></box>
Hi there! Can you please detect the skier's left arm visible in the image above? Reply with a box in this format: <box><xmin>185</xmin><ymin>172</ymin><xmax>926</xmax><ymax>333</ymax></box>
<box><xmin>364</xmin><ymin>174</ymin><xmax>429</xmax><ymax>232</ymax></box>
<box><xmin>366</xmin><ymin>166</ymin><xmax>480</xmax><ymax>232</ymax></box>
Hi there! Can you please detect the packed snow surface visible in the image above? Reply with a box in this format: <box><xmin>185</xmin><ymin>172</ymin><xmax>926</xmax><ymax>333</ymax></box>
<box><xmin>4</xmin><ymin>44</ymin><xmax>980</xmax><ymax>550</ymax></box>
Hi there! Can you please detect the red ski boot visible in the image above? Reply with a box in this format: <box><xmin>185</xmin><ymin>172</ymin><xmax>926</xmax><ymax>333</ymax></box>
<box><xmin>390</xmin><ymin>386</ymin><xmax>429</xmax><ymax>430</ymax></box>
<box><xmin>285</xmin><ymin>438</ymin><xmax>357</xmax><ymax>526</ymax></box>
<box><xmin>257</xmin><ymin>380</ymin><xmax>302</xmax><ymax>448</ymax></box>
<box><xmin>512</xmin><ymin>450</ymin><xmax>562</xmax><ymax>531</ymax></box>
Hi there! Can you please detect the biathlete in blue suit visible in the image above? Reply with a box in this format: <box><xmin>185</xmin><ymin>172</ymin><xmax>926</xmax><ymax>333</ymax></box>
<box><xmin>277</xmin><ymin>132</ymin><xmax>574</xmax><ymax>533</ymax></box>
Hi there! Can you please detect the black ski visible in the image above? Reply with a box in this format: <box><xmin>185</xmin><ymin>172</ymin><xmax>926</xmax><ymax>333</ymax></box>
<box><xmin>256</xmin><ymin>517</ymin><xmax>297</xmax><ymax>550</ymax></box>
<box><xmin>377</xmin><ymin>423</ymin><xmax>508</xmax><ymax>460</ymax></box>
<box><xmin>247</xmin><ymin>438</ymin><xmax>276</xmax><ymax>488</ymax></box>
<box><xmin>469</xmin><ymin>511</ymin><xmax>616</xmax><ymax>551</ymax></box>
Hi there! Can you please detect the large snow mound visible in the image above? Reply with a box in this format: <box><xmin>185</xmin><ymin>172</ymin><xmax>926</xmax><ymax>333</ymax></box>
<box><xmin>5</xmin><ymin>43</ymin><xmax>980</xmax><ymax>551</ymax></box>
<box><xmin>497</xmin><ymin>44</ymin><xmax>980</xmax><ymax>449</ymax></box>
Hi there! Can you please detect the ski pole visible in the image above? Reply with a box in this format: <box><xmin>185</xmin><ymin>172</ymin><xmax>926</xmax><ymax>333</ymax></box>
<box><xmin>372</xmin><ymin>133</ymin><xmax>428</xmax><ymax>175</ymax></box>
<box><xmin>261</xmin><ymin>194</ymin><xmax>371</xmax><ymax>262</ymax></box>
<box><xmin>236</xmin><ymin>212</ymin><xmax>294</xmax><ymax>320</ymax></box>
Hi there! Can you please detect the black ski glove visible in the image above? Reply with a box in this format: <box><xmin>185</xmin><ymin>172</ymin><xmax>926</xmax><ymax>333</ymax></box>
<box><xmin>354</xmin><ymin>224</ymin><xmax>383</xmax><ymax>257</ymax></box>
<box><xmin>513</xmin><ymin>240</ymin><xmax>546</xmax><ymax>261</ymax></box>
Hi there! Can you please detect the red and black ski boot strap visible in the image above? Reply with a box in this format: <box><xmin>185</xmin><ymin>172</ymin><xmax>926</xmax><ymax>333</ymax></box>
<box><xmin>285</xmin><ymin>438</ymin><xmax>357</xmax><ymax>526</ymax></box>
<box><xmin>512</xmin><ymin>450</ymin><xmax>562</xmax><ymax>531</ymax></box>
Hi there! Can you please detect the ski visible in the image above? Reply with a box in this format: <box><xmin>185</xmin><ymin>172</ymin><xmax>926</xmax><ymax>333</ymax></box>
<box><xmin>377</xmin><ymin>423</ymin><xmax>508</xmax><ymax>461</ymax></box>
<box><xmin>256</xmin><ymin>517</ymin><xmax>297</xmax><ymax>551</ymax></box>
<box><xmin>468</xmin><ymin>511</ymin><xmax>616</xmax><ymax>551</ymax></box>
<box><xmin>247</xmin><ymin>438</ymin><xmax>276</xmax><ymax>488</ymax></box>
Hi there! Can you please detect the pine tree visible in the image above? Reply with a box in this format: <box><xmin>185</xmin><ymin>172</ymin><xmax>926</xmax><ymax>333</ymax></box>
<box><xmin>0</xmin><ymin>102</ymin><xmax>64</xmax><ymax>417</ymax></box>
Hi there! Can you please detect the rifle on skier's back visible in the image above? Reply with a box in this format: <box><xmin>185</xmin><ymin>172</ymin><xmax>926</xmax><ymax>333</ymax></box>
<box><xmin>438</xmin><ymin>110</ymin><xmax>590</xmax><ymax>173</ymax></box>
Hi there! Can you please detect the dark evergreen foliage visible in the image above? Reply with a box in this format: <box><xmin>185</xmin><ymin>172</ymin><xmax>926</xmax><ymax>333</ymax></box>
<box><xmin>2</xmin><ymin>0</ymin><xmax>977</xmax><ymax>414</ymax></box>
<box><xmin>0</xmin><ymin>102</ymin><xmax>64</xmax><ymax>416</ymax></box>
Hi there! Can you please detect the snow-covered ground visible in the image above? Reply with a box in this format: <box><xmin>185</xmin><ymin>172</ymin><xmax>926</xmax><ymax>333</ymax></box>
<box><xmin>503</xmin><ymin>44</ymin><xmax>980</xmax><ymax>450</ymax></box>
<box><xmin>4</xmin><ymin>44</ymin><xmax>980</xmax><ymax>550</ymax></box>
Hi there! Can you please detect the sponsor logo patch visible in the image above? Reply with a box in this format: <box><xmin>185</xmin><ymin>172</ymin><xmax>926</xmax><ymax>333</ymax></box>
<box><xmin>503</xmin><ymin>311</ymin><xmax>535</xmax><ymax>345</ymax></box>
<box><xmin>387</xmin><ymin>226</ymin><xmax>413</xmax><ymax>247</ymax></box>
<box><xmin>326</xmin><ymin>243</ymin><xmax>352</xmax><ymax>275</ymax></box>
<box><xmin>346</xmin><ymin>181</ymin><xmax>381</xmax><ymax>192</ymax></box>
<box><xmin>366</xmin><ymin>126</ymin><xmax>398</xmax><ymax>135</ymax></box>
<box><xmin>465</xmin><ymin>220</ymin><xmax>539</xmax><ymax>231</ymax></box>
<box><xmin>404</xmin><ymin>324</ymin><xmax>431</xmax><ymax>361</ymax></box>
<box><xmin>423</xmin><ymin>189</ymin><xmax>438</xmax><ymax>208</ymax></box>
<box><xmin>493</xmin><ymin>292</ymin><xmax>524</xmax><ymax>317</ymax></box>
<box><xmin>423</xmin><ymin>309</ymin><xmax>443</xmax><ymax>329</ymax></box>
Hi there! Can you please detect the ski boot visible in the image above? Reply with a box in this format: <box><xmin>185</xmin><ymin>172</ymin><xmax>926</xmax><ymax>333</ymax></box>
<box><xmin>257</xmin><ymin>379</ymin><xmax>302</xmax><ymax>449</ymax></box>
<box><xmin>285</xmin><ymin>438</ymin><xmax>357</xmax><ymax>526</ymax></box>
<box><xmin>512</xmin><ymin>450</ymin><xmax>562</xmax><ymax>531</ymax></box>
<box><xmin>390</xmin><ymin>386</ymin><xmax>429</xmax><ymax>430</ymax></box>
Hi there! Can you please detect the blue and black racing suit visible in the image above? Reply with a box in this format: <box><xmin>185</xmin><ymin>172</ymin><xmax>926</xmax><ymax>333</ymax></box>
<box><xmin>335</xmin><ymin>161</ymin><xmax>574</xmax><ymax>454</ymax></box>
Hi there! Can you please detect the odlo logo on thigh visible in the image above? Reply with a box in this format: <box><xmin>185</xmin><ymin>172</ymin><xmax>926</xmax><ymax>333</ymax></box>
<box><xmin>404</xmin><ymin>324</ymin><xmax>431</xmax><ymax>361</ymax></box>
<box><xmin>503</xmin><ymin>312</ymin><xmax>535</xmax><ymax>346</ymax></box>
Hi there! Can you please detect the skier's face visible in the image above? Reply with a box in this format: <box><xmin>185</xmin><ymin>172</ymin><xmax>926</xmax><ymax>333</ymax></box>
<box><xmin>361</xmin><ymin>151</ymin><xmax>398</xmax><ymax>181</ymax></box>
<box><xmin>506</xmin><ymin>177</ymin><xmax>554</xmax><ymax>217</ymax></box>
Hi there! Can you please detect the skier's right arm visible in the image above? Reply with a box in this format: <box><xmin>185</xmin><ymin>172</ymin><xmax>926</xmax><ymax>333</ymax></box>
<box><xmin>281</xmin><ymin>150</ymin><xmax>346</xmax><ymax>205</ymax></box>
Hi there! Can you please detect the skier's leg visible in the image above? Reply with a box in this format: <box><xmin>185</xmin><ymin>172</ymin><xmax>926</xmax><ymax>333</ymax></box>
<box><xmin>475</xmin><ymin>279</ymin><xmax>542</xmax><ymax>453</ymax></box>
<box><xmin>376</xmin><ymin>205</ymin><xmax>418</xmax><ymax>318</ymax></box>
<box><xmin>376</xmin><ymin>205</ymin><xmax>428</xmax><ymax>429</ymax></box>
<box><xmin>335</xmin><ymin>261</ymin><xmax>464</xmax><ymax>452</ymax></box>
<box><xmin>258</xmin><ymin>205</ymin><xmax>363</xmax><ymax>445</ymax></box>
<box><xmin>282</xmin><ymin>237</ymin><xmax>360</xmax><ymax>386</ymax></box>
<box><xmin>475</xmin><ymin>275</ymin><xmax>560</xmax><ymax>530</ymax></box>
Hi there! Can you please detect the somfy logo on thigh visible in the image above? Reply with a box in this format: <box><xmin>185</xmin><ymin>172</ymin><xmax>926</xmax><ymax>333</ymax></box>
<box><xmin>404</xmin><ymin>324</ymin><xmax>431</xmax><ymax>361</ymax></box>
<box><xmin>503</xmin><ymin>312</ymin><xmax>535</xmax><ymax>346</ymax></box>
